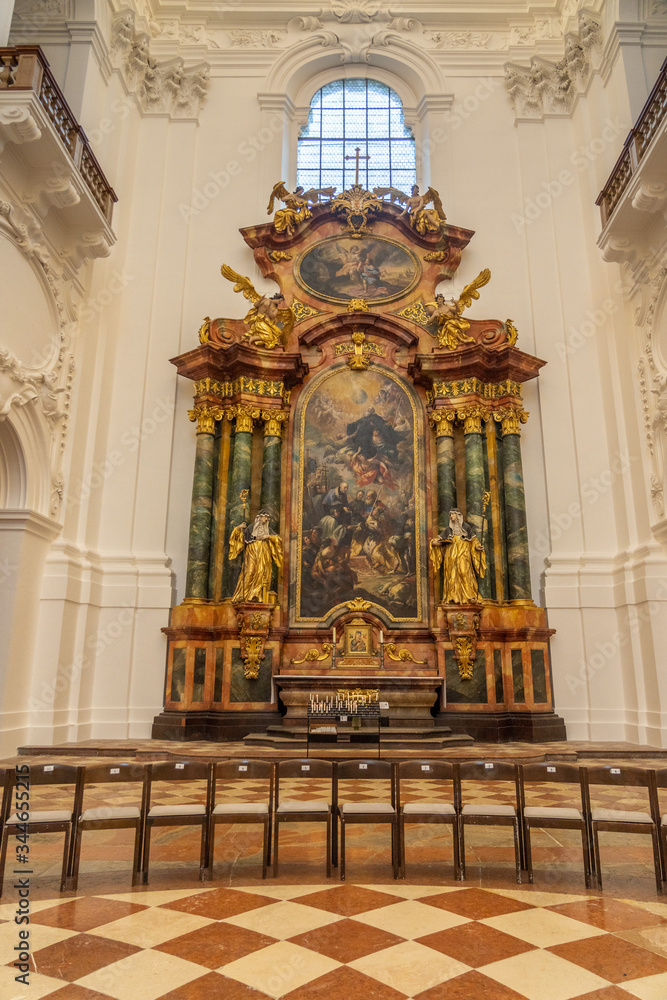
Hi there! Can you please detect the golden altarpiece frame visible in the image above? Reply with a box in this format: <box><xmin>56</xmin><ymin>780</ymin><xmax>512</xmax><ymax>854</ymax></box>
<box><xmin>153</xmin><ymin>181</ymin><xmax>566</xmax><ymax>744</ymax></box>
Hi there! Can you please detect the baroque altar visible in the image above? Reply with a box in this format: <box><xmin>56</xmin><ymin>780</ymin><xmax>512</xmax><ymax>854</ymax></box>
<box><xmin>153</xmin><ymin>179</ymin><xmax>566</xmax><ymax>743</ymax></box>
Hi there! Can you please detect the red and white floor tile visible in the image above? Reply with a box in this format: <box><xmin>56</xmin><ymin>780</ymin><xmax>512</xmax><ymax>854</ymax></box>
<box><xmin>3</xmin><ymin>883</ymin><xmax>667</xmax><ymax>1000</ymax></box>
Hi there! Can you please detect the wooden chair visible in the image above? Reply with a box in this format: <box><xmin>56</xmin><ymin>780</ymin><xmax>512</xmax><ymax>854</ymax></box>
<box><xmin>586</xmin><ymin>764</ymin><xmax>662</xmax><ymax>894</ymax></box>
<box><xmin>208</xmin><ymin>760</ymin><xmax>273</xmax><ymax>880</ymax></box>
<box><xmin>654</xmin><ymin>767</ymin><xmax>667</xmax><ymax>883</ymax></box>
<box><xmin>70</xmin><ymin>762</ymin><xmax>147</xmax><ymax>891</ymax></box>
<box><xmin>0</xmin><ymin>763</ymin><xmax>81</xmax><ymax>895</ymax></box>
<box><xmin>458</xmin><ymin>760</ymin><xmax>522</xmax><ymax>884</ymax></box>
<box><xmin>396</xmin><ymin>759</ymin><xmax>459</xmax><ymax>880</ymax></box>
<box><xmin>519</xmin><ymin>762</ymin><xmax>591</xmax><ymax>887</ymax></box>
<box><xmin>142</xmin><ymin>761</ymin><xmax>212</xmax><ymax>883</ymax></box>
<box><xmin>336</xmin><ymin>759</ymin><xmax>398</xmax><ymax>880</ymax></box>
<box><xmin>274</xmin><ymin>759</ymin><xmax>336</xmax><ymax>878</ymax></box>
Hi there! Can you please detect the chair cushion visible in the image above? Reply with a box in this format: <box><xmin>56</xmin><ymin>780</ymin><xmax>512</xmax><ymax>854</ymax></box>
<box><xmin>81</xmin><ymin>806</ymin><xmax>140</xmax><ymax>821</ymax></box>
<box><xmin>524</xmin><ymin>806</ymin><xmax>582</xmax><ymax>821</ymax></box>
<box><xmin>148</xmin><ymin>805</ymin><xmax>206</xmax><ymax>817</ymax></box>
<box><xmin>341</xmin><ymin>802</ymin><xmax>395</xmax><ymax>815</ymax></box>
<box><xmin>214</xmin><ymin>802</ymin><xmax>269</xmax><ymax>815</ymax></box>
<box><xmin>462</xmin><ymin>804</ymin><xmax>515</xmax><ymax>817</ymax></box>
<box><xmin>403</xmin><ymin>802</ymin><xmax>455</xmax><ymax>816</ymax></box>
<box><xmin>277</xmin><ymin>800</ymin><xmax>329</xmax><ymax>813</ymax></box>
<box><xmin>7</xmin><ymin>810</ymin><xmax>71</xmax><ymax>825</ymax></box>
<box><xmin>591</xmin><ymin>808</ymin><xmax>653</xmax><ymax>824</ymax></box>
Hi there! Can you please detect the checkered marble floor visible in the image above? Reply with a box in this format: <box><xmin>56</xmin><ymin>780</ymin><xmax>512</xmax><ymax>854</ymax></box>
<box><xmin>3</xmin><ymin>884</ymin><xmax>667</xmax><ymax>1000</ymax></box>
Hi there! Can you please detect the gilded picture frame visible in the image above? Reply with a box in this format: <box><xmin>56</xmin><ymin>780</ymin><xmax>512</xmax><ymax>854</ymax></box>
<box><xmin>295</xmin><ymin>234</ymin><xmax>421</xmax><ymax>306</ymax></box>
<box><xmin>344</xmin><ymin>622</ymin><xmax>373</xmax><ymax>657</ymax></box>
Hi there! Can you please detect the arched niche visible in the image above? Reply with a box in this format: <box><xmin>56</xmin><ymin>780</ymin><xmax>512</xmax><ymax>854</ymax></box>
<box><xmin>0</xmin><ymin>402</ymin><xmax>53</xmax><ymax>518</ymax></box>
<box><xmin>0</xmin><ymin>231</ymin><xmax>60</xmax><ymax>374</ymax></box>
<box><xmin>258</xmin><ymin>32</ymin><xmax>453</xmax><ymax>190</ymax></box>
<box><xmin>0</xmin><ymin>416</ymin><xmax>27</xmax><ymax>509</ymax></box>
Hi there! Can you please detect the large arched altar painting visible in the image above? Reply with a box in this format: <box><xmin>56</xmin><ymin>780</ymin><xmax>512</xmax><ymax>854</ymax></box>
<box><xmin>297</xmin><ymin>366</ymin><xmax>422</xmax><ymax>621</ymax></box>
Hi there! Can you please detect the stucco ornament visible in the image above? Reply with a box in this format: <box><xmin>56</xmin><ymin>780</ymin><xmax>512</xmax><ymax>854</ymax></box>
<box><xmin>331</xmin><ymin>0</ymin><xmax>382</xmax><ymax>22</ymax></box>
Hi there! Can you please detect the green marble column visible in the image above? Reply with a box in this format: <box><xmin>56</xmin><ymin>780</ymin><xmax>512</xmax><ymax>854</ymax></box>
<box><xmin>431</xmin><ymin>413</ymin><xmax>456</xmax><ymax>532</ymax></box>
<box><xmin>260</xmin><ymin>410</ymin><xmax>287</xmax><ymax>594</ymax></box>
<box><xmin>461</xmin><ymin>406</ymin><xmax>491</xmax><ymax>600</ymax></box>
<box><xmin>259</xmin><ymin>410</ymin><xmax>287</xmax><ymax>532</ymax></box>
<box><xmin>227</xmin><ymin>405</ymin><xmax>256</xmax><ymax>532</ymax></box>
<box><xmin>223</xmin><ymin>405</ymin><xmax>257</xmax><ymax>598</ymax></box>
<box><xmin>497</xmin><ymin>409</ymin><xmax>532</xmax><ymax>601</ymax></box>
<box><xmin>185</xmin><ymin>405</ymin><xmax>222</xmax><ymax>602</ymax></box>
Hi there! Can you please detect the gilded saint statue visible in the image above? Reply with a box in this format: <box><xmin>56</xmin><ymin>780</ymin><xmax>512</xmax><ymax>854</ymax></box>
<box><xmin>374</xmin><ymin>184</ymin><xmax>447</xmax><ymax>235</ymax></box>
<box><xmin>229</xmin><ymin>511</ymin><xmax>283</xmax><ymax>604</ymax></box>
<box><xmin>266</xmin><ymin>182</ymin><xmax>335</xmax><ymax>236</ymax></box>
<box><xmin>430</xmin><ymin>509</ymin><xmax>486</xmax><ymax>605</ymax></box>
<box><xmin>426</xmin><ymin>269</ymin><xmax>491</xmax><ymax>350</ymax></box>
<box><xmin>221</xmin><ymin>266</ymin><xmax>295</xmax><ymax>350</ymax></box>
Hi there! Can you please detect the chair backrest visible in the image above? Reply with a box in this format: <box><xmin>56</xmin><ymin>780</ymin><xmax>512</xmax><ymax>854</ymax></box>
<box><xmin>77</xmin><ymin>762</ymin><xmax>147</xmax><ymax>817</ymax></box>
<box><xmin>275</xmin><ymin>759</ymin><xmax>335</xmax><ymax>809</ymax></box>
<box><xmin>397</xmin><ymin>759</ymin><xmax>457</xmax><ymax>782</ymax></box>
<box><xmin>1</xmin><ymin>763</ymin><xmax>82</xmax><ymax>825</ymax></box>
<box><xmin>145</xmin><ymin>761</ymin><xmax>212</xmax><ymax>806</ymax></box>
<box><xmin>11</xmin><ymin>763</ymin><xmax>81</xmax><ymax>786</ymax></box>
<box><xmin>336</xmin><ymin>758</ymin><xmax>394</xmax><ymax>805</ymax></box>
<box><xmin>459</xmin><ymin>761</ymin><xmax>518</xmax><ymax>783</ymax></box>
<box><xmin>585</xmin><ymin>764</ymin><xmax>653</xmax><ymax>789</ymax></box>
<box><xmin>458</xmin><ymin>761</ymin><xmax>520</xmax><ymax>804</ymax></box>
<box><xmin>520</xmin><ymin>762</ymin><xmax>584</xmax><ymax>784</ymax></box>
<box><xmin>585</xmin><ymin>765</ymin><xmax>657</xmax><ymax>811</ymax></box>
<box><xmin>520</xmin><ymin>762</ymin><xmax>587</xmax><ymax>810</ymax></box>
<box><xmin>654</xmin><ymin>767</ymin><xmax>667</xmax><ymax>790</ymax></box>
<box><xmin>396</xmin><ymin>759</ymin><xmax>458</xmax><ymax>807</ymax></box>
<box><xmin>212</xmin><ymin>759</ymin><xmax>274</xmax><ymax>806</ymax></box>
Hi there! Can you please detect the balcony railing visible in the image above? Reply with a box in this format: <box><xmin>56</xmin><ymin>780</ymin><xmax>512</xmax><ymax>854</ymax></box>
<box><xmin>596</xmin><ymin>57</ymin><xmax>667</xmax><ymax>227</ymax></box>
<box><xmin>0</xmin><ymin>45</ymin><xmax>117</xmax><ymax>224</ymax></box>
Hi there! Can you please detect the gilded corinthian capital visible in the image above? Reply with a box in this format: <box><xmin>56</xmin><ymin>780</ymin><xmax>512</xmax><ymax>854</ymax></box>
<box><xmin>261</xmin><ymin>410</ymin><xmax>289</xmax><ymax>437</ymax></box>
<box><xmin>457</xmin><ymin>404</ymin><xmax>488</xmax><ymax>435</ymax></box>
<box><xmin>429</xmin><ymin>410</ymin><xmax>456</xmax><ymax>437</ymax></box>
<box><xmin>188</xmin><ymin>404</ymin><xmax>223</xmax><ymax>435</ymax></box>
<box><xmin>493</xmin><ymin>407</ymin><xmax>529</xmax><ymax>435</ymax></box>
<box><xmin>228</xmin><ymin>404</ymin><xmax>261</xmax><ymax>433</ymax></box>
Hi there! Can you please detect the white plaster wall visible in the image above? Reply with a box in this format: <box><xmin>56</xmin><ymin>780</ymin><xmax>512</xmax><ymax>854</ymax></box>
<box><xmin>2</xmin><ymin>0</ymin><xmax>667</xmax><ymax>752</ymax></box>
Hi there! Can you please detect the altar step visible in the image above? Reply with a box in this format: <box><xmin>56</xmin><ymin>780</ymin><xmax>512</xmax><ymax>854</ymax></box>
<box><xmin>243</xmin><ymin>725</ymin><xmax>474</xmax><ymax>750</ymax></box>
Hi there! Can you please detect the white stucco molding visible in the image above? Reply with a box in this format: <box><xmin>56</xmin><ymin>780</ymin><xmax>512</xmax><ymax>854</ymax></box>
<box><xmin>504</xmin><ymin>8</ymin><xmax>602</xmax><ymax>122</ymax></box>
<box><xmin>260</xmin><ymin>26</ymin><xmax>452</xmax><ymax>186</ymax></box>
<box><xmin>0</xmin><ymin>200</ymin><xmax>79</xmax><ymax>520</ymax></box>
<box><xmin>0</xmin><ymin>90</ymin><xmax>115</xmax><ymax>266</ymax></box>
<box><xmin>111</xmin><ymin>8</ymin><xmax>210</xmax><ymax>121</ymax></box>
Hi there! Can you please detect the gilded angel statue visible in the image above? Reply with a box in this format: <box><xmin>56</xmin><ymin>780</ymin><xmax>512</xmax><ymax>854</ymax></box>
<box><xmin>221</xmin><ymin>265</ymin><xmax>294</xmax><ymax>350</ymax></box>
<box><xmin>266</xmin><ymin>181</ymin><xmax>336</xmax><ymax>235</ymax></box>
<box><xmin>374</xmin><ymin>183</ymin><xmax>447</xmax><ymax>235</ymax></box>
<box><xmin>426</xmin><ymin>268</ymin><xmax>491</xmax><ymax>351</ymax></box>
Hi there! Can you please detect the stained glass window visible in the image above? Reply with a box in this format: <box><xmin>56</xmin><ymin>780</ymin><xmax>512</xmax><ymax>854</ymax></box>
<box><xmin>296</xmin><ymin>79</ymin><xmax>417</xmax><ymax>193</ymax></box>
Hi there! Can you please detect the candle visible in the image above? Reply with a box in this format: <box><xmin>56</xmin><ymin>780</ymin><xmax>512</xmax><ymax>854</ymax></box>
<box><xmin>332</xmin><ymin>626</ymin><xmax>336</xmax><ymax>645</ymax></box>
<box><xmin>380</xmin><ymin>630</ymin><xmax>384</xmax><ymax>644</ymax></box>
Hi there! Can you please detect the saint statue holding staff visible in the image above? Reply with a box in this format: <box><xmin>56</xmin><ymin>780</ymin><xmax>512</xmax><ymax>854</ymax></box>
<box><xmin>229</xmin><ymin>510</ymin><xmax>283</xmax><ymax>603</ymax></box>
<box><xmin>430</xmin><ymin>509</ymin><xmax>486</xmax><ymax>605</ymax></box>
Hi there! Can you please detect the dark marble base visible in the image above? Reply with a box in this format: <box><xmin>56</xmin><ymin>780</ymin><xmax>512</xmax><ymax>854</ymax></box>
<box><xmin>151</xmin><ymin>709</ymin><xmax>282</xmax><ymax>742</ymax></box>
<box><xmin>436</xmin><ymin>710</ymin><xmax>567</xmax><ymax>743</ymax></box>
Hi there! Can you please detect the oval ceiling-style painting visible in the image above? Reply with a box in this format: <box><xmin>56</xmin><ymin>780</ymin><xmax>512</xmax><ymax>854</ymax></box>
<box><xmin>295</xmin><ymin>235</ymin><xmax>421</xmax><ymax>305</ymax></box>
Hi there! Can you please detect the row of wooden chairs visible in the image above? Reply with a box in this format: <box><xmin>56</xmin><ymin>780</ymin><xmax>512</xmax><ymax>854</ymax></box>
<box><xmin>1</xmin><ymin>759</ymin><xmax>666</xmax><ymax>892</ymax></box>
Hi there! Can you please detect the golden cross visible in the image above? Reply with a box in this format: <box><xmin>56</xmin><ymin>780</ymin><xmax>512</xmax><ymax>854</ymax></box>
<box><xmin>345</xmin><ymin>146</ymin><xmax>370</xmax><ymax>186</ymax></box>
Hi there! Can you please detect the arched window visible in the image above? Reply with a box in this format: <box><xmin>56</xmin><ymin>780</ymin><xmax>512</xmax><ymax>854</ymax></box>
<box><xmin>296</xmin><ymin>79</ymin><xmax>417</xmax><ymax>193</ymax></box>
